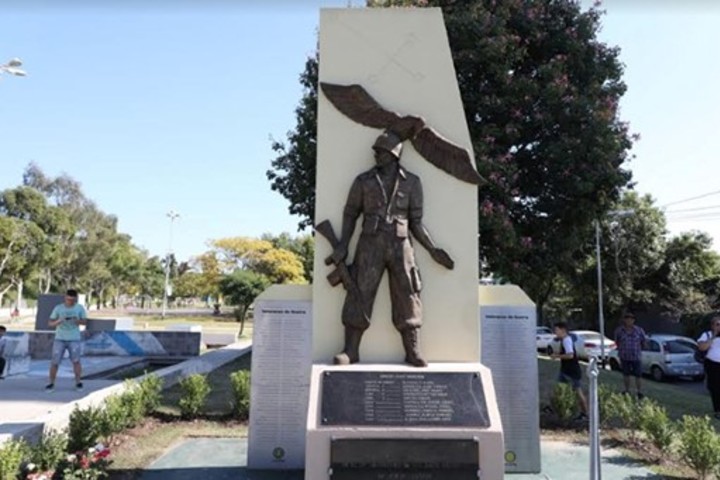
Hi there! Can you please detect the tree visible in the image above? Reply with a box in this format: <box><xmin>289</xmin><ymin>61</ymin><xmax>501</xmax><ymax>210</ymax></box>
<box><xmin>260</xmin><ymin>232</ymin><xmax>315</xmax><ymax>282</ymax></box>
<box><xmin>210</xmin><ymin>237</ymin><xmax>306</xmax><ymax>284</ymax></box>
<box><xmin>219</xmin><ymin>269</ymin><xmax>270</xmax><ymax>336</ymax></box>
<box><xmin>0</xmin><ymin>216</ymin><xmax>44</xmax><ymax>307</ymax></box>
<box><xmin>266</xmin><ymin>1</ymin><xmax>634</xmax><ymax>320</ymax></box>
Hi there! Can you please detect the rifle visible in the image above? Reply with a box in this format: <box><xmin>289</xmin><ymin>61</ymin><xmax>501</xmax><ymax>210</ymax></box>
<box><xmin>315</xmin><ymin>220</ymin><xmax>370</xmax><ymax>324</ymax></box>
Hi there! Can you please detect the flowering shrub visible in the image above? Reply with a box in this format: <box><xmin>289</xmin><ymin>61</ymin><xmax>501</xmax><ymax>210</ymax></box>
<box><xmin>23</xmin><ymin>463</ymin><xmax>54</xmax><ymax>480</ymax></box>
<box><xmin>59</xmin><ymin>444</ymin><xmax>111</xmax><ymax>480</ymax></box>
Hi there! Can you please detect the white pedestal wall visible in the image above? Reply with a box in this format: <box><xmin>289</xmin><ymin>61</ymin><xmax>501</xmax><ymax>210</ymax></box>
<box><xmin>305</xmin><ymin>363</ymin><xmax>505</xmax><ymax>480</ymax></box>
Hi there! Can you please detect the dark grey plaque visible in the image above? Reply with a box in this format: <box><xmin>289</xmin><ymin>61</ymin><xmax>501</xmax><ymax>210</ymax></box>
<box><xmin>321</xmin><ymin>371</ymin><xmax>490</xmax><ymax>427</ymax></box>
<box><xmin>330</xmin><ymin>438</ymin><xmax>479</xmax><ymax>480</ymax></box>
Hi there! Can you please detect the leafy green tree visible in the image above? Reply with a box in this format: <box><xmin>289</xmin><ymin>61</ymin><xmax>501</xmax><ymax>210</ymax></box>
<box><xmin>220</xmin><ymin>269</ymin><xmax>270</xmax><ymax>335</ymax></box>
<box><xmin>261</xmin><ymin>232</ymin><xmax>315</xmax><ymax>282</ymax></box>
<box><xmin>266</xmin><ymin>1</ymin><xmax>634</xmax><ymax>320</ymax></box>
<box><xmin>211</xmin><ymin>237</ymin><xmax>306</xmax><ymax>284</ymax></box>
<box><xmin>0</xmin><ymin>216</ymin><xmax>44</xmax><ymax>307</ymax></box>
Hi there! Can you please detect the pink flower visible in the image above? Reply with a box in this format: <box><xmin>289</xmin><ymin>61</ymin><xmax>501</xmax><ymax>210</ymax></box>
<box><xmin>481</xmin><ymin>200</ymin><xmax>494</xmax><ymax>215</ymax></box>
<box><xmin>521</xmin><ymin>236</ymin><xmax>533</xmax><ymax>248</ymax></box>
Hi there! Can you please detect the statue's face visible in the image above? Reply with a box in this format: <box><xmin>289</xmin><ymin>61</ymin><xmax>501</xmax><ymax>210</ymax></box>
<box><xmin>374</xmin><ymin>149</ymin><xmax>397</xmax><ymax>168</ymax></box>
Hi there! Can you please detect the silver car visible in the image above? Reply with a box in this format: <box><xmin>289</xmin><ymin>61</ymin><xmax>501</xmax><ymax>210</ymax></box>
<box><xmin>536</xmin><ymin>326</ymin><xmax>555</xmax><ymax>350</ymax></box>
<box><xmin>608</xmin><ymin>334</ymin><xmax>704</xmax><ymax>382</ymax></box>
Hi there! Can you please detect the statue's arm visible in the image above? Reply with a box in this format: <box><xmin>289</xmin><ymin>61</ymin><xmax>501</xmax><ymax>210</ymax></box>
<box><xmin>408</xmin><ymin>178</ymin><xmax>454</xmax><ymax>270</ymax></box>
<box><xmin>328</xmin><ymin>178</ymin><xmax>362</xmax><ymax>264</ymax></box>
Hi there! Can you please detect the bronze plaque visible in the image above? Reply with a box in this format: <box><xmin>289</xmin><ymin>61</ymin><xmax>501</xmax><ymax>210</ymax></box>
<box><xmin>321</xmin><ymin>371</ymin><xmax>490</xmax><ymax>427</ymax></box>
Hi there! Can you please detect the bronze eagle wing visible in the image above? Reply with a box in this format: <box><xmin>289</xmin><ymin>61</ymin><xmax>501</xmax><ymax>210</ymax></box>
<box><xmin>320</xmin><ymin>82</ymin><xmax>486</xmax><ymax>186</ymax></box>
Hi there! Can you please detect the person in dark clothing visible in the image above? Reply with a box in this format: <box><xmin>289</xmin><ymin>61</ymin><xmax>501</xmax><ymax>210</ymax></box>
<box><xmin>698</xmin><ymin>316</ymin><xmax>720</xmax><ymax>419</ymax></box>
<box><xmin>0</xmin><ymin>325</ymin><xmax>7</xmax><ymax>379</ymax></box>
<box><xmin>551</xmin><ymin>322</ymin><xmax>588</xmax><ymax>419</ymax></box>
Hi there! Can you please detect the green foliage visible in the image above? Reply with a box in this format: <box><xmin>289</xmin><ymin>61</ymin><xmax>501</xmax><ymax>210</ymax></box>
<box><xmin>220</xmin><ymin>269</ymin><xmax>271</xmax><ymax>336</ymax></box>
<box><xmin>99</xmin><ymin>395</ymin><xmax>129</xmax><ymax>444</ymax></box>
<box><xmin>61</xmin><ymin>446</ymin><xmax>112</xmax><ymax>480</ymax></box>
<box><xmin>230</xmin><ymin>370</ymin><xmax>251</xmax><ymax>419</ymax></box>
<box><xmin>68</xmin><ymin>405</ymin><xmax>103</xmax><ymax>453</ymax></box>
<box><xmin>605</xmin><ymin>393</ymin><xmax>641</xmax><ymax>441</ymax></box>
<box><xmin>261</xmin><ymin>232</ymin><xmax>315</xmax><ymax>283</ymax></box>
<box><xmin>0</xmin><ymin>439</ymin><xmax>28</xmax><ymax>480</ymax></box>
<box><xmin>550</xmin><ymin>383</ymin><xmax>577</xmax><ymax>425</ymax></box>
<box><xmin>29</xmin><ymin>430</ymin><xmax>68</xmax><ymax>471</ymax></box>
<box><xmin>178</xmin><ymin>374</ymin><xmax>211</xmax><ymax>419</ymax></box>
<box><xmin>597</xmin><ymin>384</ymin><xmax>615</xmax><ymax>427</ymax></box>
<box><xmin>138</xmin><ymin>374</ymin><xmax>164</xmax><ymax>414</ymax></box>
<box><xmin>678</xmin><ymin>415</ymin><xmax>720</xmax><ymax>480</ymax></box>
<box><xmin>637</xmin><ymin>400</ymin><xmax>674</xmax><ymax>455</ymax></box>
<box><xmin>119</xmin><ymin>383</ymin><xmax>146</xmax><ymax>428</ymax></box>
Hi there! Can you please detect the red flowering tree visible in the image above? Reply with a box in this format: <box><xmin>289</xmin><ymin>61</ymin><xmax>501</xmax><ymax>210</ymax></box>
<box><xmin>267</xmin><ymin>0</ymin><xmax>634</xmax><ymax>320</ymax></box>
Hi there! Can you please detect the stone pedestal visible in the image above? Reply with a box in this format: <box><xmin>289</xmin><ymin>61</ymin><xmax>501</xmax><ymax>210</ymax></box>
<box><xmin>305</xmin><ymin>363</ymin><xmax>504</xmax><ymax>480</ymax></box>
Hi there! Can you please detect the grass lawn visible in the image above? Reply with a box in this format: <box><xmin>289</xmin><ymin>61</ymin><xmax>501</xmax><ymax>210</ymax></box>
<box><xmin>538</xmin><ymin>356</ymin><xmax>712</xmax><ymax>422</ymax></box>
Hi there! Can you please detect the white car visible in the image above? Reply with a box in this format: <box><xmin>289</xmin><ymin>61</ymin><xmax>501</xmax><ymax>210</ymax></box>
<box><xmin>547</xmin><ymin>330</ymin><xmax>616</xmax><ymax>361</ymax></box>
<box><xmin>608</xmin><ymin>334</ymin><xmax>704</xmax><ymax>382</ymax></box>
<box><xmin>536</xmin><ymin>326</ymin><xmax>555</xmax><ymax>350</ymax></box>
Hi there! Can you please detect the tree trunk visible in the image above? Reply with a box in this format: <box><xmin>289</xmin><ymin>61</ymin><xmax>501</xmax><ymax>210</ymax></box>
<box><xmin>238</xmin><ymin>306</ymin><xmax>248</xmax><ymax>337</ymax></box>
<box><xmin>16</xmin><ymin>279</ymin><xmax>23</xmax><ymax>309</ymax></box>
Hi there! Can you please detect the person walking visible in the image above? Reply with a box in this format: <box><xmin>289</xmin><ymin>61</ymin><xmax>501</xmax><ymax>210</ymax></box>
<box><xmin>0</xmin><ymin>325</ymin><xmax>7</xmax><ymax>379</ymax></box>
<box><xmin>46</xmin><ymin>289</ymin><xmax>87</xmax><ymax>392</ymax></box>
<box><xmin>551</xmin><ymin>322</ymin><xmax>588</xmax><ymax>420</ymax></box>
<box><xmin>614</xmin><ymin>312</ymin><xmax>647</xmax><ymax>399</ymax></box>
<box><xmin>698</xmin><ymin>316</ymin><xmax>720</xmax><ymax>419</ymax></box>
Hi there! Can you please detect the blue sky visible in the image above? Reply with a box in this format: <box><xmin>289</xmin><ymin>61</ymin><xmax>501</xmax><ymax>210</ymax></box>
<box><xmin>2</xmin><ymin>1</ymin><xmax>720</xmax><ymax>261</ymax></box>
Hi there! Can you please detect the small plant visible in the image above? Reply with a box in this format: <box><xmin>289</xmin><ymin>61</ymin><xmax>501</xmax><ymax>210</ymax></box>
<box><xmin>119</xmin><ymin>384</ymin><xmax>145</xmax><ymax>428</ymax></box>
<box><xmin>29</xmin><ymin>429</ymin><xmax>68</xmax><ymax>472</ymax></box>
<box><xmin>550</xmin><ymin>383</ymin><xmax>577</xmax><ymax>426</ymax></box>
<box><xmin>230</xmin><ymin>370</ymin><xmax>251</xmax><ymax>419</ymax></box>
<box><xmin>0</xmin><ymin>439</ymin><xmax>28</xmax><ymax>480</ymax></box>
<box><xmin>178</xmin><ymin>374</ymin><xmax>211</xmax><ymax>419</ymax></box>
<box><xmin>138</xmin><ymin>373</ymin><xmax>164</xmax><ymax>414</ymax></box>
<box><xmin>68</xmin><ymin>406</ymin><xmax>103</xmax><ymax>453</ymax></box>
<box><xmin>60</xmin><ymin>444</ymin><xmax>111</xmax><ymax>480</ymax></box>
<box><xmin>637</xmin><ymin>400</ymin><xmax>674</xmax><ymax>457</ymax></box>
<box><xmin>678</xmin><ymin>415</ymin><xmax>720</xmax><ymax>480</ymax></box>
<box><xmin>99</xmin><ymin>395</ymin><xmax>129</xmax><ymax>444</ymax></box>
<box><xmin>606</xmin><ymin>393</ymin><xmax>641</xmax><ymax>442</ymax></box>
<box><xmin>597</xmin><ymin>385</ymin><xmax>615</xmax><ymax>427</ymax></box>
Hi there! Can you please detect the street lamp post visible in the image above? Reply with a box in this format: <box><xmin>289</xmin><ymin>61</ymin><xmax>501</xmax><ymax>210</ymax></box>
<box><xmin>161</xmin><ymin>211</ymin><xmax>180</xmax><ymax>319</ymax></box>
<box><xmin>1</xmin><ymin>58</ymin><xmax>27</xmax><ymax>78</ymax></box>
<box><xmin>596</xmin><ymin>209</ymin><xmax>634</xmax><ymax>367</ymax></box>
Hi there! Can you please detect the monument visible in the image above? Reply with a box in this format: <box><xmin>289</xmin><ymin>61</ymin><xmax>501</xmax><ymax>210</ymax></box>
<box><xmin>305</xmin><ymin>7</ymin><xmax>504</xmax><ymax>480</ymax></box>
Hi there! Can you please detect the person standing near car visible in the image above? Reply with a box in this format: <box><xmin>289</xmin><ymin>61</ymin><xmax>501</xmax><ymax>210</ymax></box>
<box><xmin>46</xmin><ymin>289</ymin><xmax>87</xmax><ymax>392</ymax></box>
<box><xmin>614</xmin><ymin>312</ymin><xmax>647</xmax><ymax>399</ymax></box>
<box><xmin>551</xmin><ymin>322</ymin><xmax>588</xmax><ymax>420</ymax></box>
<box><xmin>697</xmin><ymin>316</ymin><xmax>720</xmax><ymax>419</ymax></box>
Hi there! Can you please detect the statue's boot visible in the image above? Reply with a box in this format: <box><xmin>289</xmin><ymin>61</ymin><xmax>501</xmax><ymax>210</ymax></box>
<box><xmin>401</xmin><ymin>328</ymin><xmax>428</xmax><ymax>367</ymax></box>
<box><xmin>333</xmin><ymin>327</ymin><xmax>363</xmax><ymax>365</ymax></box>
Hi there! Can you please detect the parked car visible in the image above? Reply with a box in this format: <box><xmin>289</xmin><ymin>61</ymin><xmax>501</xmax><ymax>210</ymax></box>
<box><xmin>608</xmin><ymin>334</ymin><xmax>704</xmax><ymax>382</ymax></box>
<box><xmin>547</xmin><ymin>330</ymin><xmax>616</xmax><ymax>361</ymax></box>
<box><xmin>536</xmin><ymin>326</ymin><xmax>555</xmax><ymax>350</ymax></box>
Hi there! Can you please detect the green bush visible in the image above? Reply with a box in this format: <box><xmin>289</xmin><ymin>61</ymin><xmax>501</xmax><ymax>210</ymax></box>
<box><xmin>0</xmin><ymin>439</ymin><xmax>28</xmax><ymax>480</ymax></box>
<box><xmin>606</xmin><ymin>393</ymin><xmax>641</xmax><ymax>442</ymax></box>
<box><xmin>178</xmin><ymin>374</ymin><xmax>211</xmax><ymax>419</ymax></box>
<box><xmin>68</xmin><ymin>405</ymin><xmax>103</xmax><ymax>453</ymax></box>
<box><xmin>138</xmin><ymin>373</ymin><xmax>164</xmax><ymax>413</ymax></box>
<box><xmin>29</xmin><ymin>430</ymin><xmax>68</xmax><ymax>471</ymax></box>
<box><xmin>230</xmin><ymin>370</ymin><xmax>251</xmax><ymax>419</ymax></box>
<box><xmin>678</xmin><ymin>415</ymin><xmax>720</xmax><ymax>480</ymax></box>
<box><xmin>120</xmin><ymin>384</ymin><xmax>146</xmax><ymax>428</ymax></box>
<box><xmin>597</xmin><ymin>385</ymin><xmax>615</xmax><ymax>427</ymax></box>
<box><xmin>99</xmin><ymin>394</ymin><xmax>129</xmax><ymax>444</ymax></box>
<box><xmin>550</xmin><ymin>383</ymin><xmax>577</xmax><ymax>425</ymax></box>
<box><xmin>638</xmin><ymin>400</ymin><xmax>674</xmax><ymax>456</ymax></box>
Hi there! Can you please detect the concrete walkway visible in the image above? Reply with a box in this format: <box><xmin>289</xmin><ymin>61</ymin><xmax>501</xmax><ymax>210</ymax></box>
<box><xmin>0</xmin><ymin>339</ymin><xmax>252</xmax><ymax>444</ymax></box>
<box><xmin>141</xmin><ymin>438</ymin><xmax>661</xmax><ymax>480</ymax></box>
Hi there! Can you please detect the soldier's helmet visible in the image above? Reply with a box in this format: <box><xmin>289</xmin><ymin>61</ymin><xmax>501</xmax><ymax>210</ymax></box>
<box><xmin>372</xmin><ymin>130</ymin><xmax>403</xmax><ymax>159</ymax></box>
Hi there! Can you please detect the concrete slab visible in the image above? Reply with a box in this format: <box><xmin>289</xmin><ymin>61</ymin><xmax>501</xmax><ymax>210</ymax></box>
<box><xmin>142</xmin><ymin>438</ymin><xmax>302</xmax><ymax>480</ymax></box>
<box><xmin>509</xmin><ymin>440</ymin><xmax>662</xmax><ymax>479</ymax></box>
<box><xmin>24</xmin><ymin>357</ymin><xmax>141</xmax><ymax>379</ymax></box>
<box><xmin>142</xmin><ymin>437</ymin><xmax>658</xmax><ymax>480</ymax></box>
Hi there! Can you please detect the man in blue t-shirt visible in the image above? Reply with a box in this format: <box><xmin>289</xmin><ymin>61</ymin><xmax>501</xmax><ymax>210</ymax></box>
<box><xmin>46</xmin><ymin>289</ymin><xmax>87</xmax><ymax>392</ymax></box>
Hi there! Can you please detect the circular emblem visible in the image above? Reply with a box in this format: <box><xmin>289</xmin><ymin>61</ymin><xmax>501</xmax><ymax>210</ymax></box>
<box><xmin>272</xmin><ymin>447</ymin><xmax>286</xmax><ymax>461</ymax></box>
<box><xmin>505</xmin><ymin>451</ymin><xmax>517</xmax><ymax>463</ymax></box>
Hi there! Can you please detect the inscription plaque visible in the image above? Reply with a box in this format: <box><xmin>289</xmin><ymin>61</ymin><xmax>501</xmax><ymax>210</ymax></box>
<box><xmin>321</xmin><ymin>371</ymin><xmax>489</xmax><ymax>427</ymax></box>
<box><xmin>330</xmin><ymin>438</ymin><xmax>479</xmax><ymax>480</ymax></box>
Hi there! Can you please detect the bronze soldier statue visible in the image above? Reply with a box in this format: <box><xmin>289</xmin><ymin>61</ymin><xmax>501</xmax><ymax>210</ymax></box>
<box><xmin>316</xmin><ymin>83</ymin><xmax>485</xmax><ymax>368</ymax></box>
<box><xmin>327</xmin><ymin>130</ymin><xmax>455</xmax><ymax>367</ymax></box>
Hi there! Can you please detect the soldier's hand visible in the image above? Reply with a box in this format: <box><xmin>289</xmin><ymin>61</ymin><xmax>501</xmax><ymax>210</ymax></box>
<box><xmin>326</xmin><ymin>245</ymin><xmax>348</xmax><ymax>265</ymax></box>
<box><xmin>431</xmin><ymin>248</ymin><xmax>454</xmax><ymax>270</ymax></box>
